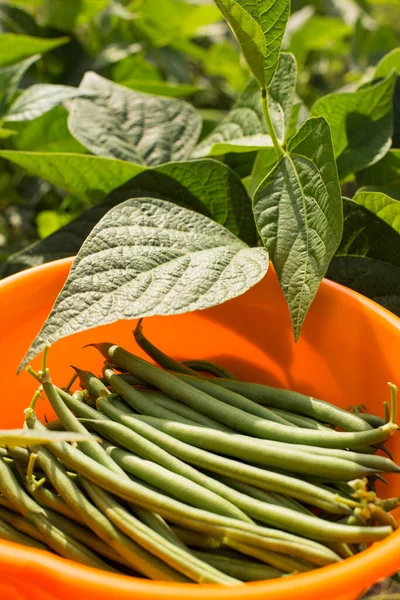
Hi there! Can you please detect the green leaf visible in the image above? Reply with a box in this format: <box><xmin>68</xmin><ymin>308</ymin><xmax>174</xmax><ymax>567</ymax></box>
<box><xmin>328</xmin><ymin>256</ymin><xmax>400</xmax><ymax>317</ymax></box>
<box><xmin>40</xmin><ymin>0</ymin><xmax>83</xmax><ymax>33</ymax></box>
<box><xmin>36</xmin><ymin>210</ymin><xmax>75</xmax><ymax>239</ymax></box>
<box><xmin>212</xmin><ymin>0</ymin><xmax>266</xmax><ymax>89</ymax></box>
<box><xmin>10</xmin><ymin>106</ymin><xmax>86</xmax><ymax>153</ymax></box>
<box><xmin>353</xmin><ymin>190</ymin><xmax>400</xmax><ymax>233</ymax></box>
<box><xmin>202</xmin><ymin>41</ymin><xmax>249</xmax><ymax>92</ymax></box>
<box><xmin>358</xmin><ymin>150</ymin><xmax>400</xmax><ymax>199</ymax></box>
<box><xmin>253</xmin><ymin>117</ymin><xmax>343</xmax><ymax>339</ymax></box>
<box><xmin>68</xmin><ymin>72</ymin><xmax>202</xmax><ymax>166</ymax></box>
<box><xmin>118</xmin><ymin>79</ymin><xmax>200</xmax><ymax>98</ymax></box>
<box><xmin>237</xmin><ymin>0</ymin><xmax>290</xmax><ymax>87</ymax></box>
<box><xmin>1</xmin><ymin>158</ymin><xmax>257</xmax><ymax>277</ymax></box>
<box><xmin>248</xmin><ymin>147</ymin><xmax>277</xmax><ymax>197</ymax></box>
<box><xmin>311</xmin><ymin>74</ymin><xmax>396</xmax><ymax>178</ymax></box>
<box><xmin>0</xmin><ymin>127</ymin><xmax>17</xmax><ymax>139</ymax></box>
<box><xmin>0</xmin><ymin>151</ymin><xmax>145</xmax><ymax>203</ymax></box>
<box><xmin>327</xmin><ymin>196</ymin><xmax>400</xmax><ymax>317</ymax></box>
<box><xmin>375</xmin><ymin>48</ymin><xmax>400</xmax><ymax>78</ymax></box>
<box><xmin>18</xmin><ymin>197</ymin><xmax>269</xmax><ymax>371</ymax></box>
<box><xmin>0</xmin><ymin>34</ymin><xmax>69</xmax><ymax>68</ymax></box>
<box><xmin>0</xmin><ymin>54</ymin><xmax>39</xmax><ymax>117</ymax></box>
<box><xmin>5</xmin><ymin>84</ymin><xmax>92</xmax><ymax>122</ymax></box>
<box><xmin>193</xmin><ymin>53</ymin><xmax>297</xmax><ymax>158</ymax></box>
<box><xmin>286</xmin><ymin>15</ymin><xmax>351</xmax><ymax>65</ymax></box>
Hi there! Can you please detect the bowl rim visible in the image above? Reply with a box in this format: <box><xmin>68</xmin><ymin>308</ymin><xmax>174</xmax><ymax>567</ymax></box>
<box><xmin>1</xmin><ymin>256</ymin><xmax>400</xmax><ymax>600</ymax></box>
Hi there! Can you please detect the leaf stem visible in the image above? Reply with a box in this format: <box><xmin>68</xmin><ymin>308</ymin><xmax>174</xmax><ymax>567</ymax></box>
<box><xmin>260</xmin><ymin>89</ymin><xmax>284</xmax><ymax>159</ymax></box>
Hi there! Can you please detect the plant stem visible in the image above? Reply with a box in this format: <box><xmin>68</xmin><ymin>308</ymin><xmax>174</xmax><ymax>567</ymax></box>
<box><xmin>260</xmin><ymin>88</ymin><xmax>284</xmax><ymax>159</ymax></box>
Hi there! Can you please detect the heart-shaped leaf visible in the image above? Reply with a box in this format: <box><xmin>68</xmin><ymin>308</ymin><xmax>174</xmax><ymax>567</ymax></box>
<box><xmin>18</xmin><ymin>197</ymin><xmax>269</xmax><ymax>371</ymax></box>
<box><xmin>253</xmin><ymin>117</ymin><xmax>342</xmax><ymax>339</ymax></box>
<box><xmin>68</xmin><ymin>72</ymin><xmax>202</xmax><ymax>166</ymax></box>
<box><xmin>1</xmin><ymin>159</ymin><xmax>257</xmax><ymax>277</ymax></box>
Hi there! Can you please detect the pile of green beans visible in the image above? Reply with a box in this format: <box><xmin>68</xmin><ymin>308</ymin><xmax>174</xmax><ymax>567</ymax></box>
<box><xmin>0</xmin><ymin>325</ymin><xmax>399</xmax><ymax>586</ymax></box>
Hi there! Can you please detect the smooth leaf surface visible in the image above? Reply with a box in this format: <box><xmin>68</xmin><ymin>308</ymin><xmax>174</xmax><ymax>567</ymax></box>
<box><xmin>328</xmin><ymin>196</ymin><xmax>400</xmax><ymax>317</ymax></box>
<box><xmin>5</xmin><ymin>84</ymin><xmax>92</xmax><ymax>122</ymax></box>
<box><xmin>375</xmin><ymin>48</ymin><xmax>400</xmax><ymax>78</ymax></box>
<box><xmin>328</xmin><ymin>256</ymin><xmax>400</xmax><ymax>317</ymax></box>
<box><xmin>353</xmin><ymin>190</ymin><xmax>400</xmax><ymax>233</ymax></box>
<box><xmin>10</xmin><ymin>106</ymin><xmax>87</xmax><ymax>153</ymax></box>
<box><xmin>212</xmin><ymin>0</ymin><xmax>266</xmax><ymax>89</ymax></box>
<box><xmin>0</xmin><ymin>159</ymin><xmax>257</xmax><ymax>276</ymax></box>
<box><xmin>358</xmin><ymin>150</ymin><xmax>400</xmax><ymax>199</ymax></box>
<box><xmin>253</xmin><ymin>117</ymin><xmax>342</xmax><ymax>339</ymax></box>
<box><xmin>18</xmin><ymin>197</ymin><xmax>269</xmax><ymax>371</ymax></box>
<box><xmin>0</xmin><ymin>54</ymin><xmax>39</xmax><ymax>117</ymax></box>
<box><xmin>193</xmin><ymin>54</ymin><xmax>296</xmax><ymax>157</ymax></box>
<box><xmin>0</xmin><ymin>151</ymin><xmax>145</xmax><ymax>202</ymax></box>
<box><xmin>68</xmin><ymin>72</ymin><xmax>202</xmax><ymax>166</ymax></box>
<box><xmin>311</xmin><ymin>74</ymin><xmax>396</xmax><ymax>178</ymax></box>
<box><xmin>118</xmin><ymin>79</ymin><xmax>200</xmax><ymax>98</ymax></box>
<box><xmin>0</xmin><ymin>34</ymin><xmax>69</xmax><ymax>68</ymax></box>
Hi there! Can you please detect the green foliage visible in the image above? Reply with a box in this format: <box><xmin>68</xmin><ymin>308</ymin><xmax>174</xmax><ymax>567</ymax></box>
<box><xmin>0</xmin><ymin>0</ymin><xmax>398</xmax><ymax>353</ymax></box>
<box><xmin>18</xmin><ymin>197</ymin><xmax>269</xmax><ymax>371</ymax></box>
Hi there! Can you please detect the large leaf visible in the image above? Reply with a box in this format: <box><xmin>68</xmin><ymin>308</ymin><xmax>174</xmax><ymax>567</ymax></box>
<box><xmin>286</xmin><ymin>15</ymin><xmax>351</xmax><ymax>65</ymax></box>
<box><xmin>10</xmin><ymin>106</ymin><xmax>86</xmax><ymax>153</ymax></box>
<box><xmin>253</xmin><ymin>117</ymin><xmax>342</xmax><ymax>339</ymax></box>
<box><xmin>193</xmin><ymin>53</ymin><xmax>297</xmax><ymax>157</ymax></box>
<box><xmin>18</xmin><ymin>197</ymin><xmax>269</xmax><ymax>371</ymax></box>
<box><xmin>358</xmin><ymin>150</ymin><xmax>400</xmax><ymax>199</ymax></box>
<box><xmin>327</xmin><ymin>196</ymin><xmax>400</xmax><ymax>317</ymax></box>
<box><xmin>0</xmin><ymin>159</ymin><xmax>257</xmax><ymax>276</ymax></box>
<box><xmin>311</xmin><ymin>74</ymin><xmax>396</xmax><ymax>179</ymax></box>
<box><xmin>0</xmin><ymin>151</ymin><xmax>145</xmax><ymax>203</ymax></box>
<box><xmin>328</xmin><ymin>256</ymin><xmax>400</xmax><ymax>317</ymax></box>
<box><xmin>5</xmin><ymin>84</ymin><xmax>92</xmax><ymax>122</ymax></box>
<box><xmin>374</xmin><ymin>48</ymin><xmax>400</xmax><ymax>149</ymax></box>
<box><xmin>118</xmin><ymin>80</ymin><xmax>200</xmax><ymax>98</ymax></box>
<box><xmin>0</xmin><ymin>54</ymin><xmax>39</xmax><ymax>117</ymax></box>
<box><xmin>0</xmin><ymin>34</ymin><xmax>69</xmax><ymax>68</ymax></box>
<box><xmin>353</xmin><ymin>190</ymin><xmax>400</xmax><ymax>233</ymax></box>
<box><xmin>68</xmin><ymin>72</ymin><xmax>202</xmax><ymax>166</ymax></box>
<box><xmin>204</xmin><ymin>0</ymin><xmax>266</xmax><ymax>89</ymax></box>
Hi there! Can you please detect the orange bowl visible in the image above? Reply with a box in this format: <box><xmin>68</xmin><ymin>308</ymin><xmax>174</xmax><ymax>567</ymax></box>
<box><xmin>1</xmin><ymin>257</ymin><xmax>400</xmax><ymax>600</ymax></box>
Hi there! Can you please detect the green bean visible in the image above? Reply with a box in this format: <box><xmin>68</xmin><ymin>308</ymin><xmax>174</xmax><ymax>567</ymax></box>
<box><xmin>73</xmin><ymin>367</ymin><xmax>111</xmax><ymax>399</ymax></box>
<box><xmin>93</xmin><ymin>344</ymin><xmax>397</xmax><ymax>448</ymax></box>
<box><xmin>226</xmin><ymin>540</ymin><xmax>313</xmax><ymax>573</ymax></box>
<box><xmin>32</xmin><ymin>442</ymin><xmax>190</xmax><ymax>582</ymax></box>
<box><xmin>132</xmin><ymin>507</ymin><xmax>188</xmax><ymax>551</ymax></box>
<box><xmin>48</xmin><ymin>386</ymin><xmax>189</xmax><ymax>552</ymax></box>
<box><xmin>210</xmin><ymin>378</ymin><xmax>374</xmax><ymax>433</ymax></box>
<box><xmin>98</xmin><ymin>397</ymin><xmax>351</xmax><ymax>513</ymax></box>
<box><xmin>100</xmin><ymin>373</ymin><xmax>147</xmax><ymax>387</ymax></box>
<box><xmin>54</xmin><ymin>387</ymin><xmax>253</xmax><ymax>525</ymax></box>
<box><xmin>171</xmin><ymin>526</ymin><xmax>222</xmax><ymax>550</ymax></box>
<box><xmin>270</xmin><ymin>408</ymin><xmax>332</xmax><ymax>431</ymax></box>
<box><xmin>0</xmin><ymin>505</ymin><xmax>48</xmax><ymax>546</ymax></box>
<box><xmin>182</xmin><ymin>361</ymin><xmax>238</xmax><ymax>380</ymax></box>
<box><xmin>81</xmin><ymin>479</ymin><xmax>241</xmax><ymax>585</ymax></box>
<box><xmin>101</xmin><ymin>442</ymin><xmax>254</xmax><ymax>522</ymax></box>
<box><xmin>104</xmin><ymin>368</ymin><xmax>216</xmax><ymax>427</ymax></box>
<box><xmin>0</xmin><ymin>516</ymin><xmax>48</xmax><ymax>550</ymax></box>
<box><xmin>126</xmin><ymin>418</ymin><xmax>380</xmax><ymax>481</ymax></box>
<box><xmin>358</xmin><ymin>413</ymin><xmax>387</xmax><ymax>428</ymax></box>
<box><xmin>192</xmin><ymin>551</ymin><xmax>284</xmax><ymax>581</ymax></box>
<box><xmin>213</xmin><ymin>476</ymin><xmax>313</xmax><ymax>516</ymax></box>
<box><xmin>0</xmin><ymin>456</ymin><xmax>117</xmax><ymax>572</ymax></box>
<box><xmin>27</xmin><ymin>416</ymin><xmax>393</xmax><ymax>545</ymax></box>
<box><xmin>134</xmin><ymin>319</ymin><xmax>198</xmax><ymax>376</ymax></box>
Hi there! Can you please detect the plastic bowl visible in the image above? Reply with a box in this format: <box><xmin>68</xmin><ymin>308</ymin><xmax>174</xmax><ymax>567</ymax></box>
<box><xmin>1</xmin><ymin>257</ymin><xmax>400</xmax><ymax>600</ymax></box>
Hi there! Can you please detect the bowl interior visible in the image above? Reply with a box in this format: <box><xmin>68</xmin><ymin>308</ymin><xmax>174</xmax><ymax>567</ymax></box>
<box><xmin>1</xmin><ymin>257</ymin><xmax>400</xmax><ymax>600</ymax></box>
